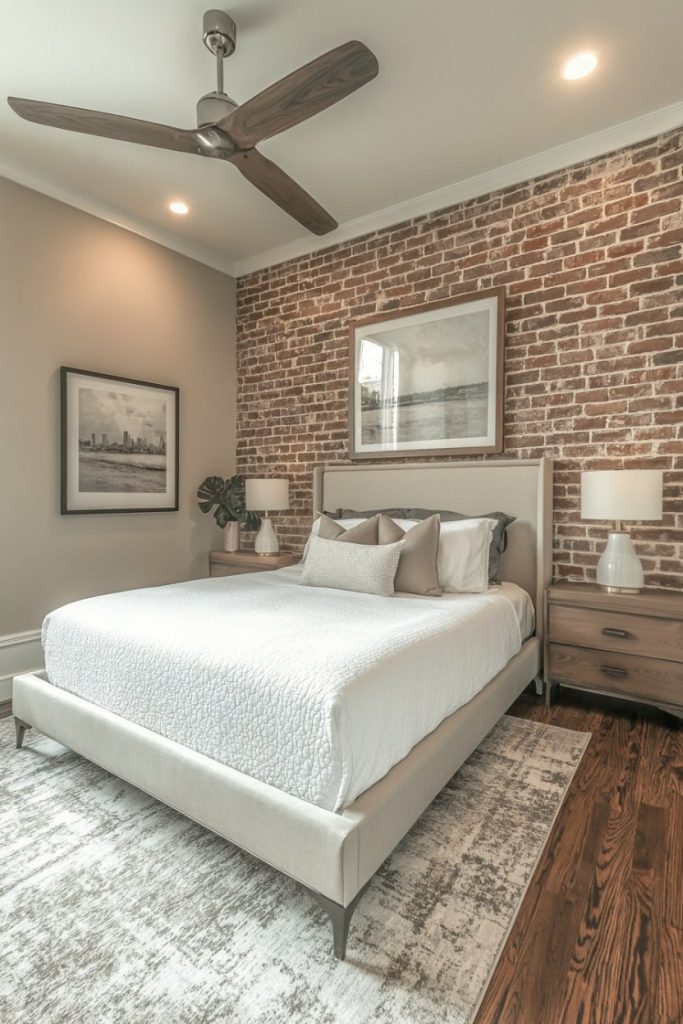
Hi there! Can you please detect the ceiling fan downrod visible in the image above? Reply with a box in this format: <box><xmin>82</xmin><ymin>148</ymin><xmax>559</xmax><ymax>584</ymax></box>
<box><xmin>197</xmin><ymin>9</ymin><xmax>238</xmax><ymax>128</ymax></box>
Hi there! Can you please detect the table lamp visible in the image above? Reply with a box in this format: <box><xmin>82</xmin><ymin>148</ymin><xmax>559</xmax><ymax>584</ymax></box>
<box><xmin>245</xmin><ymin>478</ymin><xmax>290</xmax><ymax>555</ymax></box>
<box><xmin>580</xmin><ymin>469</ymin><xmax>663</xmax><ymax>593</ymax></box>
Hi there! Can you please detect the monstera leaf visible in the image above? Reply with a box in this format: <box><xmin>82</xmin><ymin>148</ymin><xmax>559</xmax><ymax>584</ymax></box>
<box><xmin>197</xmin><ymin>476</ymin><xmax>227</xmax><ymax>514</ymax></box>
<box><xmin>196</xmin><ymin>474</ymin><xmax>260</xmax><ymax>530</ymax></box>
<box><xmin>241</xmin><ymin>508</ymin><xmax>261</xmax><ymax>531</ymax></box>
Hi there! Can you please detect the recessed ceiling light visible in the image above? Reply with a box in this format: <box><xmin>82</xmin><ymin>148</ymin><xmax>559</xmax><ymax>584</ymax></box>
<box><xmin>168</xmin><ymin>199</ymin><xmax>190</xmax><ymax>215</ymax></box>
<box><xmin>562</xmin><ymin>51</ymin><xmax>598</xmax><ymax>81</ymax></box>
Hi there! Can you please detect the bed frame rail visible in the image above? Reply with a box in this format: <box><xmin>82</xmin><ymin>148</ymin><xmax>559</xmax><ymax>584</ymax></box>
<box><xmin>12</xmin><ymin>641</ymin><xmax>540</xmax><ymax>959</ymax></box>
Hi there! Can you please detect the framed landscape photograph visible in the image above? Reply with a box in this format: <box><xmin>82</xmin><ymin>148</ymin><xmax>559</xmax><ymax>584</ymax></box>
<box><xmin>60</xmin><ymin>367</ymin><xmax>179</xmax><ymax>514</ymax></box>
<box><xmin>349</xmin><ymin>288</ymin><xmax>504</xmax><ymax>458</ymax></box>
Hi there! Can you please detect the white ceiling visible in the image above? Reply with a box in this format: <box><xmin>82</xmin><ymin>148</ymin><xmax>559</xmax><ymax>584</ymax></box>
<box><xmin>1</xmin><ymin>0</ymin><xmax>682</xmax><ymax>277</ymax></box>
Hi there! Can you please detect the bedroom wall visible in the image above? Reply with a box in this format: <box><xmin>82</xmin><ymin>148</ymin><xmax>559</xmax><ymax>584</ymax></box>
<box><xmin>0</xmin><ymin>177</ymin><xmax>236</xmax><ymax>695</ymax></box>
<box><xmin>236</xmin><ymin>127</ymin><xmax>683</xmax><ymax>589</ymax></box>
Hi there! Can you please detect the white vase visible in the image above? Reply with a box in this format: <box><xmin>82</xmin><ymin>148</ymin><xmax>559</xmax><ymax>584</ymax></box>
<box><xmin>223</xmin><ymin>521</ymin><xmax>240</xmax><ymax>552</ymax></box>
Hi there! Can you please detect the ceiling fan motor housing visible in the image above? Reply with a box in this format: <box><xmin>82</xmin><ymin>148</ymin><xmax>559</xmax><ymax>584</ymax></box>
<box><xmin>196</xmin><ymin>90</ymin><xmax>238</xmax><ymax>128</ymax></box>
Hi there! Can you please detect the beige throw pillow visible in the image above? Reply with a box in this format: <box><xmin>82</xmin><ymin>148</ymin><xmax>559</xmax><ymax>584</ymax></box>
<box><xmin>317</xmin><ymin>513</ymin><xmax>380</xmax><ymax>544</ymax></box>
<box><xmin>378</xmin><ymin>514</ymin><xmax>442</xmax><ymax>597</ymax></box>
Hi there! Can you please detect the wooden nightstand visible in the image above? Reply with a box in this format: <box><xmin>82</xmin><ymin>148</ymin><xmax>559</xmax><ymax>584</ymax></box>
<box><xmin>209</xmin><ymin>550</ymin><xmax>300</xmax><ymax>578</ymax></box>
<box><xmin>545</xmin><ymin>582</ymin><xmax>683</xmax><ymax>719</ymax></box>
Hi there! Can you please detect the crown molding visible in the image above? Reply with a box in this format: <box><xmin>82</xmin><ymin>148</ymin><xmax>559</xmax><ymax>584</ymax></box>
<box><xmin>0</xmin><ymin>158</ymin><xmax>238</xmax><ymax>278</ymax></box>
<box><xmin>233</xmin><ymin>99</ymin><xmax>683</xmax><ymax>277</ymax></box>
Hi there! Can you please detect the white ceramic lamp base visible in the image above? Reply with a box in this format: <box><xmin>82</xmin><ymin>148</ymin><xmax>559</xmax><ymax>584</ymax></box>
<box><xmin>596</xmin><ymin>532</ymin><xmax>644</xmax><ymax>594</ymax></box>
<box><xmin>254</xmin><ymin>516</ymin><xmax>279</xmax><ymax>555</ymax></box>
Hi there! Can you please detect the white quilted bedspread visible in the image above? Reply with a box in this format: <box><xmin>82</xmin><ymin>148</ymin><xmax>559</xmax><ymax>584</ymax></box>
<box><xmin>41</xmin><ymin>567</ymin><xmax>527</xmax><ymax>811</ymax></box>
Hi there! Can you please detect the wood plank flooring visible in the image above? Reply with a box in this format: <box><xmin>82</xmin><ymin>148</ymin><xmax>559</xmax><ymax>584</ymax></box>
<box><xmin>476</xmin><ymin>689</ymin><xmax>683</xmax><ymax>1024</ymax></box>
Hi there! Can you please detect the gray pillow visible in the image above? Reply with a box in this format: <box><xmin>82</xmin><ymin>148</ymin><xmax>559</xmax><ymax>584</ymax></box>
<box><xmin>300</xmin><ymin>534</ymin><xmax>402</xmax><ymax>597</ymax></box>
<box><xmin>334</xmin><ymin>507</ymin><xmax>515</xmax><ymax>583</ymax></box>
<box><xmin>377</xmin><ymin>514</ymin><xmax>441</xmax><ymax>596</ymax></box>
<box><xmin>332</xmin><ymin>507</ymin><xmax>410</xmax><ymax>520</ymax></box>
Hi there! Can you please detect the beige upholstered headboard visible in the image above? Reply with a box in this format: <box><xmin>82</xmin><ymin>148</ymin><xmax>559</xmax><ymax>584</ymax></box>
<box><xmin>313</xmin><ymin>458</ymin><xmax>553</xmax><ymax>639</ymax></box>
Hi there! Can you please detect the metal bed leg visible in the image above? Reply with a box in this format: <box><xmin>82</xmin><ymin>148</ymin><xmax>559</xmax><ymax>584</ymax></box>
<box><xmin>307</xmin><ymin>881</ymin><xmax>370</xmax><ymax>960</ymax></box>
<box><xmin>534</xmin><ymin>673</ymin><xmax>544</xmax><ymax>697</ymax></box>
<box><xmin>14</xmin><ymin>717</ymin><xmax>31</xmax><ymax>749</ymax></box>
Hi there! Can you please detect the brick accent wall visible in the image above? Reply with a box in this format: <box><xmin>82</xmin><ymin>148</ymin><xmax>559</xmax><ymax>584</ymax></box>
<box><xmin>236</xmin><ymin>128</ymin><xmax>683</xmax><ymax>588</ymax></box>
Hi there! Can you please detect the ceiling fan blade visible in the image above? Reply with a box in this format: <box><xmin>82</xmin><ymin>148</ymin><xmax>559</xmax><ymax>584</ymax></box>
<box><xmin>231</xmin><ymin>149</ymin><xmax>337</xmax><ymax>235</ymax></box>
<box><xmin>218</xmin><ymin>40</ymin><xmax>378</xmax><ymax>148</ymax></box>
<box><xmin>7</xmin><ymin>97</ymin><xmax>200</xmax><ymax>154</ymax></box>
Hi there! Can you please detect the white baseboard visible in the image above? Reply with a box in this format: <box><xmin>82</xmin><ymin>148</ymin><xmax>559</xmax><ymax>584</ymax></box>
<box><xmin>0</xmin><ymin>630</ymin><xmax>44</xmax><ymax>704</ymax></box>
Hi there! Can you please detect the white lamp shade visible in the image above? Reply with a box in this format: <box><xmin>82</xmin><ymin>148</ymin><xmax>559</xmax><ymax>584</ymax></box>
<box><xmin>581</xmin><ymin>470</ymin><xmax>663</xmax><ymax>522</ymax></box>
<box><xmin>245</xmin><ymin>477</ymin><xmax>289</xmax><ymax>512</ymax></box>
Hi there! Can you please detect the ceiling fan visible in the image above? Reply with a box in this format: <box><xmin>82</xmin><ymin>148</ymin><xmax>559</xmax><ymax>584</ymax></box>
<box><xmin>7</xmin><ymin>10</ymin><xmax>379</xmax><ymax>236</ymax></box>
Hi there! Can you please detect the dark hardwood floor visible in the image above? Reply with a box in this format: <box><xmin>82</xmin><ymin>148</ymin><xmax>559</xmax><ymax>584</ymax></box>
<box><xmin>476</xmin><ymin>688</ymin><xmax>683</xmax><ymax>1024</ymax></box>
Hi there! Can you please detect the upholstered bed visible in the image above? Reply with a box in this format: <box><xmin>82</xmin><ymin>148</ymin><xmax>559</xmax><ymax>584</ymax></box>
<box><xmin>12</xmin><ymin>457</ymin><xmax>552</xmax><ymax>958</ymax></box>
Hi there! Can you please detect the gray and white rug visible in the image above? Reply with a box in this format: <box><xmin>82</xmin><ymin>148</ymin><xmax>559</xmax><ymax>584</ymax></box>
<box><xmin>0</xmin><ymin>715</ymin><xmax>589</xmax><ymax>1024</ymax></box>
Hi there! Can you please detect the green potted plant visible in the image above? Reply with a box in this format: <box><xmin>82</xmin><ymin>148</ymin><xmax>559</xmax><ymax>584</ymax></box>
<box><xmin>197</xmin><ymin>474</ymin><xmax>260</xmax><ymax>552</ymax></box>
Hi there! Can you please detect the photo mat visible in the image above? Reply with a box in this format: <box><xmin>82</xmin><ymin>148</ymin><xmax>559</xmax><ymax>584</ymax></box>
<box><xmin>61</xmin><ymin>367</ymin><xmax>179</xmax><ymax>514</ymax></box>
<box><xmin>350</xmin><ymin>291</ymin><xmax>504</xmax><ymax>458</ymax></box>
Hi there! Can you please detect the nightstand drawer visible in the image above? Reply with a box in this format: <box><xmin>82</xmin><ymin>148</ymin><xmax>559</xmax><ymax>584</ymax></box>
<box><xmin>549</xmin><ymin>604</ymin><xmax>683</xmax><ymax>664</ymax></box>
<box><xmin>209</xmin><ymin>552</ymin><xmax>300</xmax><ymax>578</ymax></box>
<box><xmin>548</xmin><ymin>643</ymin><xmax>683</xmax><ymax>706</ymax></box>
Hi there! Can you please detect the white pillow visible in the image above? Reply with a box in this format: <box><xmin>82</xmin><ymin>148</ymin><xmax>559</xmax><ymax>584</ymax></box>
<box><xmin>314</xmin><ymin>516</ymin><xmax>367</xmax><ymax>534</ymax></box>
<box><xmin>368</xmin><ymin>516</ymin><xmax>494</xmax><ymax>593</ymax></box>
<box><xmin>437</xmin><ymin>518</ymin><xmax>495</xmax><ymax>593</ymax></box>
<box><xmin>386</xmin><ymin>519</ymin><xmax>420</xmax><ymax>532</ymax></box>
<box><xmin>300</xmin><ymin>534</ymin><xmax>403</xmax><ymax>597</ymax></box>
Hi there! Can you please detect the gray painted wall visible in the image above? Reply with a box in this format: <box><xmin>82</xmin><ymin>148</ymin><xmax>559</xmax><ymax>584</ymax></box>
<box><xmin>0</xmin><ymin>177</ymin><xmax>235</xmax><ymax>650</ymax></box>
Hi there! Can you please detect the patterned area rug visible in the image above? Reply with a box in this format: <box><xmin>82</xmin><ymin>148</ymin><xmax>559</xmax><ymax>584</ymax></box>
<box><xmin>0</xmin><ymin>715</ymin><xmax>589</xmax><ymax>1024</ymax></box>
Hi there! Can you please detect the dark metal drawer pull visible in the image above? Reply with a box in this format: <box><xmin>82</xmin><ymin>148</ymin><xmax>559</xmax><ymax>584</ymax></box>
<box><xmin>601</xmin><ymin>665</ymin><xmax>628</xmax><ymax>678</ymax></box>
<box><xmin>601</xmin><ymin>627</ymin><xmax>630</xmax><ymax>639</ymax></box>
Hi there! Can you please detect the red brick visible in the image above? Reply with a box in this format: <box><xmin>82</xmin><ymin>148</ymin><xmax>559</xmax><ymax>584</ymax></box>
<box><xmin>236</xmin><ymin>127</ymin><xmax>682</xmax><ymax>587</ymax></box>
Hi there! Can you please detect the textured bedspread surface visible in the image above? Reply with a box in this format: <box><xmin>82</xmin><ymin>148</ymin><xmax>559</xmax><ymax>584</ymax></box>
<box><xmin>42</xmin><ymin>567</ymin><xmax>528</xmax><ymax>810</ymax></box>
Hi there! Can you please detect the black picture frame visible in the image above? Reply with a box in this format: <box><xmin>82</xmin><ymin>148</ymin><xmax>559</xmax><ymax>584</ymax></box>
<box><xmin>60</xmin><ymin>366</ymin><xmax>179</xmax><ymax>515</ymax></box>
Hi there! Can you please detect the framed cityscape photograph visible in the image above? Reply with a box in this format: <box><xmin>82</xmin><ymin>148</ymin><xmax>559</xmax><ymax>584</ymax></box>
<box><xmin>60</xmin><ymin>367</ymin><xmax>179</xmax><ymax>514</ymax></box>
<box><xmin>349</xmin><ymin>288</ymin><xmax>504</xmax><ymax>459</ymax></box>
